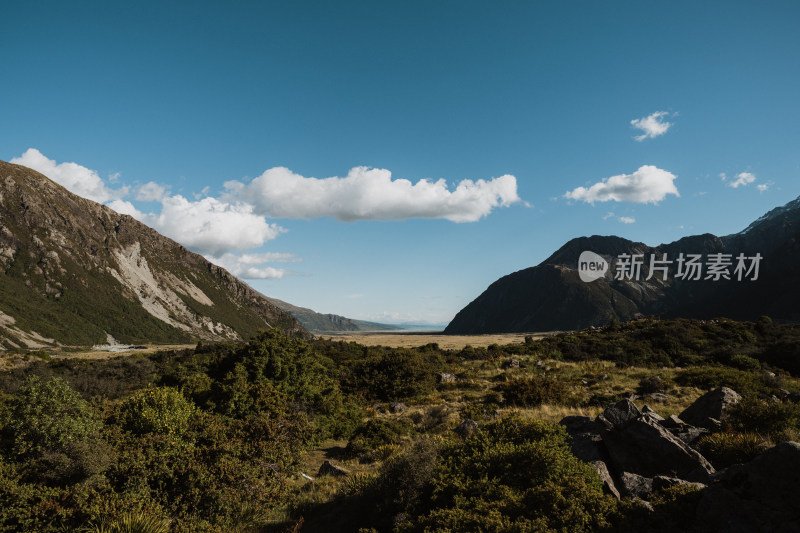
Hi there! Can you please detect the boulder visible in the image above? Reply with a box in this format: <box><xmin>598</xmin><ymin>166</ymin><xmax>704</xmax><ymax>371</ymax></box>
<box><xmin>437</xmin><ymin>372</ymin><xmax>456</xmax><ymax>383</ymax></box>
<box><xmin>644</xmin><ymin>392</ymin><xmax>669</xmax><ymax>403</ymax></box>
<box><xmin>696</xmin><ymin>442</ymin><xmax>800</xmax><ymax>532</ymax></box>
<box><xmin>600</xmin><ymin>412</ymin><xmax>715</xmax><ymax>482</ymax></box>
<box><xmin>454</xmin><ymin>419</ymin><xmax>479</xmax><ymax>438</ymax></box>
<box><xmin>679</xmin><ymin>387</ymin><xmax>741</xmax><ymax>429</ymax></box>
<box><xmin>619</xmin><ymin>471</ymin><xmax>653</xmax><ymax>499</ymax></box>
<box><xmin>591</xmin><ymin>460</ymin><xmax>620</xmax><ymax>500</ymax></box>
<box><xmin>560</xmin><ymin>416</ymin><xmax>606</xmax><ymax>463</ymax></box>
<box><xmin>389</xmin><ymin>402</ymin><xmax>406</xmax><ymax>414</ymax></box>
<box><xmin>652</xmin><ymin>475</ymin><xmax>706</xmax><ymax>492</ymax></box>
<box><xmin>504</xmin><ymin>358</ymin><xmax>520</xmax><ymax>369</ymax></box>
<box><xmin>599</xmin><ymin>398</ymin><xmax>642</xmax><ymax>429</ymax></box>
<box><xmin>641</xmin><ymin>405</ymin><xmax>665</xmax><ymax>421</ymax></box>
<box><xmin>318</xmin><ymin>460</ymin><xmax>349</xmax><ymax>477</ymax></box>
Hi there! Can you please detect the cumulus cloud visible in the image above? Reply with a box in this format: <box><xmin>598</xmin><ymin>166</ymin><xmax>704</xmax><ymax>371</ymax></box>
<box><xmin>11</xmin><ymin>148</ymin><xmax>128</xmax><ymax>203</ymax></box>
<box><xmin>225</xmin><ymin>166</ymin><xmax>521</xmax><ymax>222</ymax></box>
<box><xmin>757</xmin><ymin>183</ymin><xmax>770</xmax><ymax>192</ymax></box>
<box><xmin>631</xmin><ymin>111</ymin><xmax>673</xmax><ymax>141</ymax></box>
<box><xmin>136</xmin><ymin>181</ymin><xmax>167</xmax><ymax>201</ymax></box>
<box><xmin>727</xmin><ymin>172</ymin><xmax>756</xmax><ymax>188</ymax></box>
<box><xmin>565</xmin><ymin>165</ymin><xmax>679</xmax><ymax>204</ymax></box>
<box><xmin>203</xmin><ymin>252</ymin><xmax>298</xmax><ymax>279</ymax></box>
<box><xmin>141</xmin><ymin>195</ymin><xmax>286</xmax><ymax>256</ymax></box>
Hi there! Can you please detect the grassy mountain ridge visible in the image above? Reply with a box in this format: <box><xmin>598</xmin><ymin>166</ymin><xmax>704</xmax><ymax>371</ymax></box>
<box><xmin>264</xmin><ymin>296</ymin><xmax>403</xmax><ymax>333</ymax></box>
<box><xmin>0</xmin><ymin>160</ymin><xmax>306</xmax><ymax>347</ymax></box>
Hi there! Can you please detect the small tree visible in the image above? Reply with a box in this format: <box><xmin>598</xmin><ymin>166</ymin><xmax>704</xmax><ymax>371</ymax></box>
<box><xmin>2</xmin><ymin>376</ymin><xmax>101</xmax><ymax>459</ymax></box>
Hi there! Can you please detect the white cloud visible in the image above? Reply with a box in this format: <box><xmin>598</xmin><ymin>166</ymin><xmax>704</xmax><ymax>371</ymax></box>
<box><xmin>11</xmin><ymin>148</ymin><xmax>128</xmax><ymax>203</ymax></box>
<box><xmin>141</xmin><ymin>195</ymin><xmax>286</xmax><ymax>256</ymax></box>
<box><xmin>565</xmin><ymin>165</ymin><xmax>679</xmax><ymax>204</ymax></box>
<box><xmin>203</xmin><ymin>252</ymin><xmax>297</xmax><ymax>279</ymax></box>
<box><xmin>225</xmin><ymin>166</ymin><xmax>521</xmax><ymax>222</ymax></box>
<box><xmin>603</xmin><ymin>212</ymin><xmax>636</xmax><ymax>224</ymax></box>
<box><xmin>107</xmin><ymin>200</ymin><xmax>145</xmax><ymax>219</ymax></box>
<box><xmin>631</xmin><ymin>111</ymin><xmax>673</xmax><ymax>141</ymax></box>
<box><xmin>728</xmin><ymin>172</ymin><xmax>756</xmax><ymax>188</ymax></box>
<box><xmin>136</xmin><ymin>181</ymin><xmax>167</xmax><ymax>201</ymax></box>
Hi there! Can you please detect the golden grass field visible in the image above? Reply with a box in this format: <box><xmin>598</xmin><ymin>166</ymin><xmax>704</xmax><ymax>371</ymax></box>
<box><xmin>317</xmin><ymin>332</ymin><xmax>554</xmax><ymax>349</ymax></box>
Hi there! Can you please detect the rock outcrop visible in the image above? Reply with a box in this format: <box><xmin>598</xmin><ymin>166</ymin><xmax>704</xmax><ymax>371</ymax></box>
<box><xmin>561</xmin><ymin>388</ymin><xmax>800</xmax><ymax>532</ymax></box>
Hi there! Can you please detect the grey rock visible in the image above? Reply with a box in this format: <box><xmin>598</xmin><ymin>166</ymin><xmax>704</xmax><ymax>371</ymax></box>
<box><xmin>505</xmin><ymin>358</ymin><xmax>520</xmax><ymax>369</ymax></box>
<box><xmin>601</xmin><ymin>398</ymin><xmax>642</xmax><ymax>429</ymax></box>
<box><xmin>619</xmin><ymin>471</ymin><xmax>653</xmax><ymax>499</ymax></box>
<box><xmin>389</xmin><ymin>402</ymin><xmax>406</xmax><ymax>414</ymax></box>
<box><xmin>318</xmin><ymin>460</ymin><xmax>349</xmax><ymax>477</ymax></box>
<box><xmin>591</xmin><ymin>460</ymin><xmax>620</xmax><ymax>500</ymax></box>
<box><xmin>652</xmin><ymin>475</ymin><xmax>706</xmax><ymax>492</ymax></box>
<box><xmin>641</xmin><ymin>405</ymin><xmax>665</xmax><ymax>421</ymax></box>
<box><xmin>645</xmin><ymin>392</ymin><xmax>669</xmax><ymax>403</ymax></box>
<box><xmin>437</xmin><ymin>372</ymin><xmax>456</xmax><ymax>383</ymax></box>
<box><xmin>560</xmin><ymin>416</ymin><xmax>605</xmax><ymax>463</ymax></box>
<box><xmin>661</xmin><ymin>414</ymin><xmax>687</xmax><ymax>429</ymax></box>
<box><xmin>601</xmin><ymin>412</ymin><xmax>715</xmax><ymax>482</ymax></box>
<box><xmin>454</xmin><ymin>419</ymin><xmax>479</xmax><ymax>437</ymax></box>
<box><xmin>696</xmin><ymin>442</ymin><xmax>800</xmax><ymax>532</ymax></box>
<box><xmin>679</xmin><ymin>387</ymin><xmax>741</xmax><ymax>428</ymax></box>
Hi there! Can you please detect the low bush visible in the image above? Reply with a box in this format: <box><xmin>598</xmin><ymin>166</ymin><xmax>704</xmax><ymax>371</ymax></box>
<box><xmin>726</xmin><ymin>397</ymin><xmax>800</xmax><ymax>437</ymax></box>
<box><xmin>346</xmin><ymin>418</ymin><xmax>415</xmax><ymax>458</ymax></box>
<box><xmin>695</xmin><ymin>432</ymin><xmax>771</xmax><ymax>468</ymax></box>
<box><xmin>495</xmin><ymin>376</ymin><xmax>568</xmax><ymax>407</ymax></box>
<box><xmin>119</xmin><ymin>386</ymin><xmax>195</xmax><ymax>438</ymax></box>
<box><xmin>675</xmin><ymin>365</ymin><xmax>773</xmax><ymax>397</ymax></box>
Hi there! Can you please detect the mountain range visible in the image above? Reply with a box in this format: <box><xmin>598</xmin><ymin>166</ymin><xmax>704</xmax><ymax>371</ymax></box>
<box><xmin>263</xmin><ymin>296</ymin><xmax>402</xmax><ymax>333</ymax></box>
<box><xmin>445</xmin><ymin>195</ymin><xmax>800</xmax><ymax>334</ymax></box>
<box><xmin>0</xmin><ymin>160</ymin><xmax>306</xmax><ymax>349</ymax></box>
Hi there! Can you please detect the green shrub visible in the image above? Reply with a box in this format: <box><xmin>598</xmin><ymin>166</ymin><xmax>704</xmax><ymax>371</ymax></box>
<box><xmin>675</xmin><ymin>365</ymin><xmax>772</xmax><ymax>396</ymax></box>
<box><xmin>1</xmin><ymin>376</ymin><xmax>102</xmax><ymax>459</ymax></box>
<box><xmin>398</xmin><ymin>417</ymin><xmax>616</xmax><ymax>532</ymax></box>
<box><xmin>119</xmin><ymin>386</ymin><xmax>195</xmax><ymax>438</ymax></box>
<box><xmin>346</xmin><ymin>418</ymin><xmax>414</xmax><ymax>458</ymax></box>
<box><xmin>728</xmin><ymin>354</ymin><xmax>761</xmax><ymax>372</ymax></box>
<box><xmin>726</xmin><ymin>397</ymin><xmax>800</xmax><ymax>437</ymax></box>
<box><xmin>495</xmin><ymin>376</ymin><xmax>568</xmax><ymax>407</ymax></box>
<box><xmin>695</xmin><ymin>432</ymin><xmax>771</xmax><ymax>468</ymax></box>
<box><xmin>82</xmin><ymin>510</ymin><xmax>171</xmax><ymax>533</ymax></box>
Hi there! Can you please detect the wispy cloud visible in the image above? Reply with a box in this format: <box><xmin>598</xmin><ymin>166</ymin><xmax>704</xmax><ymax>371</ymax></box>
<box><xmin>727</xmin><ymin>171</ymin><xmax>756</xmax><ymax>188</ymax></box>
<box><xmin>603</xmin><ymin>212</ymin><xmax>636</xmax><ymax>224</ymax></box>
<box><xmin>565</xmin><ymin>165</ymin><xmax>679</xmax><ymax>204</ymax></box>
<box><xmin>631</xmin><ymin>111</ymin><xmax>673</xmax><ymax>141</ymax></box>
<box><xmin>225</xmin><ymin>166</ymin><xmax>521</xmax><ymax>222</ymax></box>
<box><xmin>202</xmin><ymin>252</ymin><xmax>298</xmax><ymax>279</ymax></box>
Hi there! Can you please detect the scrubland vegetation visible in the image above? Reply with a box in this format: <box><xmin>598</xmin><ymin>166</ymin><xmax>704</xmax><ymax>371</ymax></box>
<box><xmin>1</xmin><ymin>317</ymin><xmax>799</xmax><ymax>531</ymax></box>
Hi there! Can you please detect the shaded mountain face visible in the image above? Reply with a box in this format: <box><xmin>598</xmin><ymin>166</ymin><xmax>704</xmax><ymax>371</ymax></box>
<box><xmin>0</xmin><ymin>160</ymin><xmax>306</xmax><ymax>348</ymax></box>
<box><xmin>264</xmin><ymin>296</ymin><xmax>403</xmax><ymax>334</ymax></box>
<box><xmin>446</xmin><ymin>196</ymin><xmax>800</xmax><ymax>334</ymax></box>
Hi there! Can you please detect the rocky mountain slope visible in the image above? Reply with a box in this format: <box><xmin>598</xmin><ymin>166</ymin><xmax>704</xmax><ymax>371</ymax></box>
<box><xmin>263</xmin><ymin>296</ymin><xmax>402</xmax><ymax>333</ymax></box>
<box><xmin>446</xmin><ymin>195</ymin><xmax>800</xmax><ymax>333</ymax></box>
<box><xmin>0</xmin><ymin>160</ymin><xmax>306</xmax><ymax>348</ymax></box>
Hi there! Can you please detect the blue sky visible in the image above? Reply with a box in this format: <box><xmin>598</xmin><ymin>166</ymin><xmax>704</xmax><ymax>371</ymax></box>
<box><xmin>3</xmin><ymin>1</ymin><xmax>800</xmax><ymax>325</ymax></box>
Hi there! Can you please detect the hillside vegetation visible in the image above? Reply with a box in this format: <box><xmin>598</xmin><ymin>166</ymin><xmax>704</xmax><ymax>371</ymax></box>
<box><xmin>0</xmin><ymin>318</ymin><xmax>799</xmax><ymax>531</ymax></box>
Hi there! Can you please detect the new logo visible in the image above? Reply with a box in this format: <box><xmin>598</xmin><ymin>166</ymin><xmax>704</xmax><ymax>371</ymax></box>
<box><xmin>578</xmin><ymin>251</ymin><xmax>609</xmax><ymax>282</ymax></box>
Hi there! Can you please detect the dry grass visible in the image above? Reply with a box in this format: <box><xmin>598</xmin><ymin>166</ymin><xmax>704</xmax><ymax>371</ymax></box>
<box><xmin>317</xmin><ymin>332</ymin><xmax>553</xmax><ymax>349</ymax></box>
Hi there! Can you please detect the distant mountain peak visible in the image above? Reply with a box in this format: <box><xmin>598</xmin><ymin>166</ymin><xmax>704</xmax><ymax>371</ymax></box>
<box><xmin>446</xmin><ymin>196</ymin><xmax>800</xmax><ymax>334</ymax></box>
